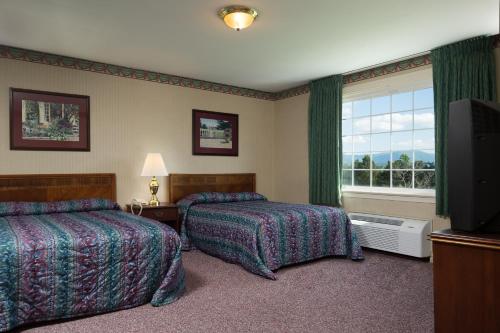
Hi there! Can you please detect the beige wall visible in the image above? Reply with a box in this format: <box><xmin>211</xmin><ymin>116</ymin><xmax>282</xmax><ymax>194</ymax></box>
<box><xmin>0</xmin><ymin>58</ymin><xmax>275</xmax><ymax>205</ymax></box>
<box><xmin>273</xmin><ymin>93</ymin><xmax>310</xmax><ymax>203</ymax></box>
<box><xmin>2</xmin><ymin>46</ymin><xmax>499</xmax><ymax>210</ymax></box>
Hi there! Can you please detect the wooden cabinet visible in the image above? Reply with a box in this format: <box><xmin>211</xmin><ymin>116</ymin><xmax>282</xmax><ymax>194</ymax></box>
<box><xmin>431</xmin><ymin>229</ymin><xmax>500</xmax><ymax>333</ymax></box>
<box><xmin>126</xmin><ymin>202</ymin><xmax>180</xmax><ymax>234</ymax></box>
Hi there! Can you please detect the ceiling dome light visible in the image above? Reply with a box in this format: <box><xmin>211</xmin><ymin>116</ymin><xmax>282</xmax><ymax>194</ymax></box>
<box><xmin>218</xmin><ymin>5</ymin><xmax>258</xmax><ymax>31</ymax></box>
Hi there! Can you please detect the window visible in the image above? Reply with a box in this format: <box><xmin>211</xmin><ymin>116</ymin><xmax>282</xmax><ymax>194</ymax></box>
<box><xmin>342</xmin><ymin>87</ymin><xmax>435</xmax><ymax>192</ymax></box>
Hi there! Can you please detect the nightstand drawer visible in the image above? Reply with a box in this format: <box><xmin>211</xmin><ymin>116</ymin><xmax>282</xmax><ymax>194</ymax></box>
<box><xmin>141</xmin><ymin>208</ymin><xmax>178</xmax><ymax>221</ymax></box>
<box><xmin>125</xmin><ymin>203</ymin><xmax>180</xmax><ymax>233</ymax></box>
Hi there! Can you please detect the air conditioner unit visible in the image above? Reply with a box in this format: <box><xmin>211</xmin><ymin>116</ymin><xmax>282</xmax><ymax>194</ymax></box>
<box><xmin>348</xmin><ymin>212</ymin><xmax>431</xmax><ymax>258</ymax></box>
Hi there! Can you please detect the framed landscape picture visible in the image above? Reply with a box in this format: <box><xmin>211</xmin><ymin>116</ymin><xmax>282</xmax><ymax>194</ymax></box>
<box><xmin>10</xmin><ymin>88</ymin><xmax>90</xmax><ymax>151</ymax></box>
<box><xmin>192</xmin><ymin>109</ymin><xmax>238</xmax><ymax>156</ymax></box>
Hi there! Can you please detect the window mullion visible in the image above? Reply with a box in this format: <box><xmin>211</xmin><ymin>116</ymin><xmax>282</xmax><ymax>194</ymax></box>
<box><xmin>369</xmin><ymin>99</ymin><xmax>373</xmax><ymax>187</ymax></box>
<box><xmin>342</xmin><ymin>87</ymin><xmax>435</xmax><ymax>192</ymax></box>
<box><xmin>389</xmin><ymin>93</ymin><xmax>393</xmax><ymax>189</ymax></box>
<box><xmin>413</xmin><ymin>91</ymin><xmax>416</xmax><ymax>189</ymax></box>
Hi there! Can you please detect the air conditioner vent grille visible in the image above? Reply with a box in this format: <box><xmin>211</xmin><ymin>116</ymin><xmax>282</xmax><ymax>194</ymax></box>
<box><xmin>349</xmin><ymin>212</ymin><xmax>431</xmax><ymax>258</ymax></box>
<box><xmin>350</xmin><ymin>214</ymin><xmax>403</xmax><ymax>226</ymax></box>
<box><xmin>352</xmin><ymin>225</ymin><xmax>399</xmax><ymax>252</ymax></box>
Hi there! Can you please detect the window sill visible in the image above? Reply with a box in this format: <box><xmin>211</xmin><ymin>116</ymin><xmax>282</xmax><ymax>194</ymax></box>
<box><xmin>342</xmin><ymin>186</ymin><xmax>435</xmax><ymax>203</ymax></box>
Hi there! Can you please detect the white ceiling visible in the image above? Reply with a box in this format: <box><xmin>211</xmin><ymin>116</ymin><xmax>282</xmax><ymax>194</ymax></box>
<box><xmin>0</xmin><ymin>0</ymin><xmax>498</xmax><ymax>92</ymax></box>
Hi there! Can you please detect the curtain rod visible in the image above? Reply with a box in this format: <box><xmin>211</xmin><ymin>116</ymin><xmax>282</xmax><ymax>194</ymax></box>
<box><xmin>342</xmin><ymin>50</ymin><xmax>430</xmax><ymax>76</ymax></box>
<box><xmin>344</xmin><ymin>33</ymin><xmax>499</xmax><ymax>76</ymax></box>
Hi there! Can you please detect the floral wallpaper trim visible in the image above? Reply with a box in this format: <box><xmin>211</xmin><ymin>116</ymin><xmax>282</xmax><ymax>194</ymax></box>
<box><xmin>2</xmin><ymin>35</ymin><xmax>498</xmax><ymax>101</ymax></box>
<box><xmin>0</xmin><ymin>45</ymin><xmax>275</xmax><ymax>101</ymax></box>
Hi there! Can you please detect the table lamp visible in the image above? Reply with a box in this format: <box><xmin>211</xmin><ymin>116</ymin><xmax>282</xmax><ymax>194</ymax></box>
<box><xmin>141</xmin><ymin>153</ymin><xmax>168</xmax><ymax>206</ymax></box>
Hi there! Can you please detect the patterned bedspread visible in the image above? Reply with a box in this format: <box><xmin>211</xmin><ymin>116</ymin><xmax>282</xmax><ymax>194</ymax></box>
<box><xmin>0</xmin><ymin>199</ymin><xmax>185</xmax><ymax>332</ymax></box>
<box><xmin>178</xmin><ymin>193</ymin><xmax>363</xmax><ymax>279</ymax></box>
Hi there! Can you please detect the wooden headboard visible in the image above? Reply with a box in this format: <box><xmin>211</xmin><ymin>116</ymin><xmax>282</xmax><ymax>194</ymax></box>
<box><xmin>0</xmin><ymin>173</ymin><xmax>116</xmax><ymax>202</ymax></box>
<box><xmin>168</xmin><ymin>173</ymin><xmax>256</xmax><ymax>203</ymax></box>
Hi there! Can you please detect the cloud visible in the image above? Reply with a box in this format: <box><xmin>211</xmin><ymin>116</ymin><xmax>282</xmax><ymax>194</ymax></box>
<box><xmin>352</xmin><ymin>135</ymin><xmax>371</xmax><ymax>152</ymax></box>
<box><xmin>372</xmin><ymin>114</ymin><xmax>391</xmax><ymax>132</ymax></box>
<box><xmin>392</xmin><ymin>112</ymin><xmax>413</xmax><ymax>131</ymax></box>
<box><xmin>414</xmin><ymin>112</ymin><xmax>434</xmax><ymax>129</ymax></box>
<box><xmin>342</xmin><ymin>103</ymin><xmax>353</xmax><ymax>119</ymax></box>
<box><xmin>353</xmin><ymin>117</ymin><xmax>371</xmax><ymax>134</ymax></box>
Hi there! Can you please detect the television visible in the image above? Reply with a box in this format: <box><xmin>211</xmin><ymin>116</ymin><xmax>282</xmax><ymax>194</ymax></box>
<box><xmin>448</xmin><ymin>99</ymin><xmax>500</xmax><ymax>233</ymax></box>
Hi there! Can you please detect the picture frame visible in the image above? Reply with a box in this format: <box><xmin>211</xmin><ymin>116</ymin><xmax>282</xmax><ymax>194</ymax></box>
<box><xmin>192</xmin><ymin>109</ymin><xmax>238</xmax><ymax>156</ymax></box>
<box><xmin>10</xmin><ymin>88</ymin><xmax>90</xmax><ymax>151</ymax></box>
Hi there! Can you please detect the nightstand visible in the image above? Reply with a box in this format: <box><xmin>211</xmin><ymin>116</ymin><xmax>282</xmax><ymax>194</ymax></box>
<box><xmin>126</xmin><ymin>202</ymin><xmax>180</xmax><ymax>234</ymax></box>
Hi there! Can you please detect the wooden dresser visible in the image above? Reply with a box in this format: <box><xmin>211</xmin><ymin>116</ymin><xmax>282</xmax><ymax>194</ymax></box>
<box><xmin>431</xmin><ymin>229</ymin><xmax>500</xmax><ymax>333</ymax></box>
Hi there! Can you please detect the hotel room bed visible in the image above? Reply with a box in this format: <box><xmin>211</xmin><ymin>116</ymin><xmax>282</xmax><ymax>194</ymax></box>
<box><xmin>178</xmin><ymin>192</ymin><xmax>363</xmax><ymax>279</ymax></box>
<box><xmin>0</xmin><ymin>174</ymin><xmax>185</xmax><ymax>332</ymax></box>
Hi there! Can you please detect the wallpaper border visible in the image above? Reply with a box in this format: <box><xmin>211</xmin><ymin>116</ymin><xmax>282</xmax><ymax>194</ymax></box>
<box><xmin>1</xmin><ymin>35</ymin><xmax>498</xmax><ymax>101</ymax></box>
<box><xmin>0</xmin><ymin>44</ymin><xmax>275</xmax><ymax>101</ymax></box>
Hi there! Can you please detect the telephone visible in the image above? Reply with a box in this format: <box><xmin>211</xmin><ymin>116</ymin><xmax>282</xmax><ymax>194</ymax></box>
<box><xmin>130</xmin><ymin>199</ymin><xmax>148</xmax><ymax>216</ymax></box>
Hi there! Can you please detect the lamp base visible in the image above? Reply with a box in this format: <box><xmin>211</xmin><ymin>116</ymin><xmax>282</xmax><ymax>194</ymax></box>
<box><xmin>149</xmin><ymin>196</ymin><xmax>160</xmax><ymax>206</ymax></box>
<box><xmin>148</xmin><ymin>176</ymin><xmax>160</xmax><ymax>206</ymax></box>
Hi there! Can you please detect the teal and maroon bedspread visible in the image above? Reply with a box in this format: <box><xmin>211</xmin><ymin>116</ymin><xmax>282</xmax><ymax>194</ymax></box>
<box><xmin>0</xmin><ymin>199</ymin><xmax>185</xmax><ymax>332</ymax></box>
<box><xmin>178</xmin><ymin>192</ymin><xmax>363</xmax><ymax>279</ymax></box>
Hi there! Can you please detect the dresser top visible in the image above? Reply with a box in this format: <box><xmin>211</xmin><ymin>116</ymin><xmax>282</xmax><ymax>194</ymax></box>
<box><xmin>431</xmin><ymin>228</ymin><xmax>500</xmax><ymax>248</ymax></box>
<box><xmin>125</xmin><ymin>202</ymin><xmax>177</xmax><ymax>209</ymax></box>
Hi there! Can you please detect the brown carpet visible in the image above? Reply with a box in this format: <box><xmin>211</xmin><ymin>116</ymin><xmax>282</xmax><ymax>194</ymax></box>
<box><xmin>19</xmin><ymin>250</ymin><xmax>433</xmax><ymax>333</ymax></box>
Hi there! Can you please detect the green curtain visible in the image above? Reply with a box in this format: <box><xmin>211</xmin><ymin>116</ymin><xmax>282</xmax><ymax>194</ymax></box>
<box><xmin>431</xmin><ymin>36</ymin><xmax>497</xmax><ymax>216</ymax></box>
<box><xmin>308</xmin><ymin>75</ymin><xmax>343</xmax><ymax>206</ymax></box>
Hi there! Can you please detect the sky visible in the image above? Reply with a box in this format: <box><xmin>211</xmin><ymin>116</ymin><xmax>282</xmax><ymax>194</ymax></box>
<box><xmin>342</xmin><ymin>88</ymin><xmax>435</xmax><ymax>153</ymax></box>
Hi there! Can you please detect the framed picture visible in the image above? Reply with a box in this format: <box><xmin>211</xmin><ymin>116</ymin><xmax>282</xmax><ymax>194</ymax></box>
<box><xmin>192</xmin><ymin>109</ymin><xmax>238</xmax><ymax>156</ymax></box>
<box><xmin>10</xmin><ymin>88</ymin><xmax>90</xmax><ymax>151</ymax></box>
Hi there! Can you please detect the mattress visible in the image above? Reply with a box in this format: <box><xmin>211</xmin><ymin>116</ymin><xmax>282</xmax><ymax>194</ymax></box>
<box><xmin>0</xmin><ymin>199</ymin><xmax>185</xmax><ymax>332</ymax></box>
<box><xmin>179</xmin><ymin>192</ymin><xmax>363</xmax><ymax>279</ymax></box>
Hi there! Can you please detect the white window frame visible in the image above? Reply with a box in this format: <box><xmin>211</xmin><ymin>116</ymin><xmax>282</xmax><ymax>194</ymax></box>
<box><xmin>341</xmin><ymin>66</ymin><xmax>435</xmax><ymax>198</ymax></box>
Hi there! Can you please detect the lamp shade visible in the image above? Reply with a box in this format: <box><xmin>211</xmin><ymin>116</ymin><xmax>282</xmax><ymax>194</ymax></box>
<box><xmin>141</xmin><ymin>153</ymin><xmax>168</xmax><ymax>176</ymax></box>
<box><xmin>223</xmin><ymin>11</ymin><xmax>255</xmax><ymax>30</ymax></box>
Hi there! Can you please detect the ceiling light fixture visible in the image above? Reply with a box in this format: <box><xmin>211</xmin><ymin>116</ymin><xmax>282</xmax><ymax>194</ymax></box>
<box><xmin>218</xmin><ymin>5</ymin><xmax>258</xmax><ymax>31</ymax></box>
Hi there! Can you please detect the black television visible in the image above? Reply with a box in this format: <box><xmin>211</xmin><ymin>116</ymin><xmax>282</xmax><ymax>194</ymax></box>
<box><xmin>448</xmin><ymin>99</ymin><xmax>500</xmax><ymax>233</ymax></box>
